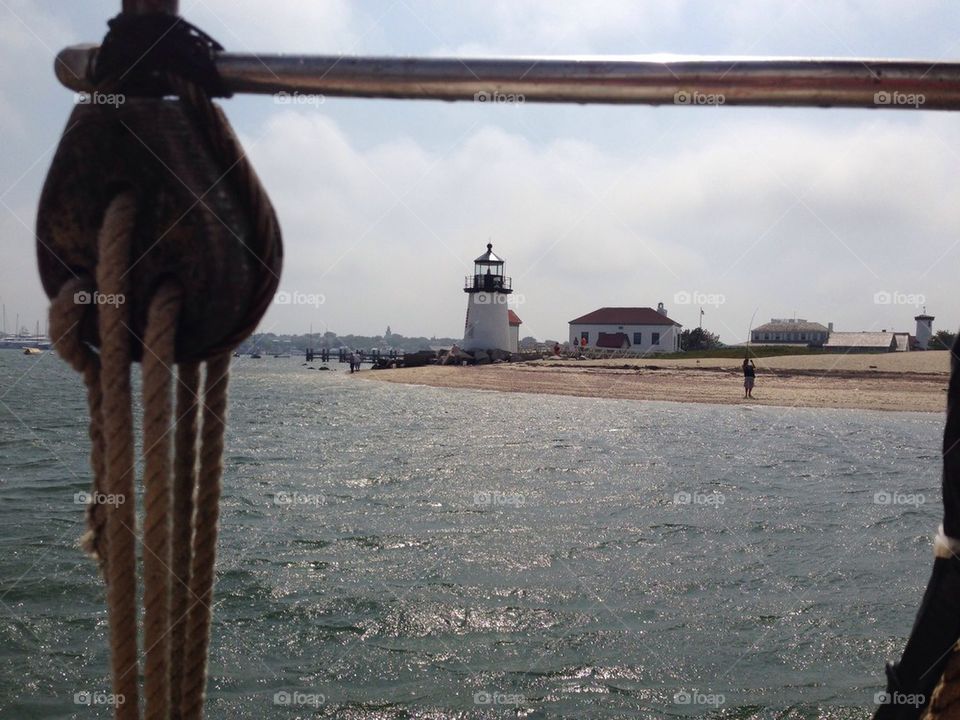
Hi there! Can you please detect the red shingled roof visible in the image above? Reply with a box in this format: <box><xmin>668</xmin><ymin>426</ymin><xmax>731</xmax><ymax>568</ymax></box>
<box><xmin>569</xmin><ymin>307</ymin><xmax>680</xmax><ymax>326</ymax></box>
<box><xmin>508</xmin><ymin>310</ymin><xmax>522</xmax><ymax>326</ymax></box>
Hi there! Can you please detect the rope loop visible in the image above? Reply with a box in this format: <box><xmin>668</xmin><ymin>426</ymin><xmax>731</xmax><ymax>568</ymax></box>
<box><xmin>41</xmin><ymin>10</ymin><xmax>274</xmax><ymax>719</ymax></box>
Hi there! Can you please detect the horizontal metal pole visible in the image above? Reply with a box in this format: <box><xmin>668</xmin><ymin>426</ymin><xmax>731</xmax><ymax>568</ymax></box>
<box><xmin>121</xmin><ymin>0</ymin><xmax>178</xmax><ymax>14</ymax></box>
<box><xmin>55</xmin><ymin>47</ymin><xmax>960</xmax><ymax>109</ymax></box>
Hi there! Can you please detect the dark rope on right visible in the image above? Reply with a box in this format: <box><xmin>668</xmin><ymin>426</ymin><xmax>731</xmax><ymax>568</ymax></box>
<box><xmin>876</xmin><ymin>334</ymin><xmax>960</xmax><ymax>720</ymax></box>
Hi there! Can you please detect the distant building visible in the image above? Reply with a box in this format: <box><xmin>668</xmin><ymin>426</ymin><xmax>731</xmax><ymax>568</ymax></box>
<box><xmin>508</xmin><ymin>310</ymin><xmax>522</xmax><ymax>354</ymax></box>
<box><xmin>824</xmin><ymin>331</ymin><xmax>910</xmax><ymax>353</ymax></box>
<box><xmin>821</xmin><ymin>310</ymin><xmax>934</xmax><ymax>352</ymax></box>
<box><xmin>569</xmin><ymin>303</ymin><xmax>681</xmax><ymax>353</ymax></box>
<box><xmin>751</xmin><ymin>319</ymin><xmax>829</xmax><ymax>346</ymax></box>
<box><xmin>915</xmin><ymin>311</ymin><xmax>935</xmax><ymax>349</ymax></box>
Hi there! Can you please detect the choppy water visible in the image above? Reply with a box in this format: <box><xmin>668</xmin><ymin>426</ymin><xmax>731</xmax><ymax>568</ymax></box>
<box><xmin>0</xmin><ymin>352</ymin><xmax>944</xmax><ymax>718</ymax></box>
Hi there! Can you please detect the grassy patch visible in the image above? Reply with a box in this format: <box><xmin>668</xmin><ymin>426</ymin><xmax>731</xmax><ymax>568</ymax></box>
<box><xmin>659</xmin><ymin>346</ymin><xmax>829</xmax><ymax>360</ymax></box>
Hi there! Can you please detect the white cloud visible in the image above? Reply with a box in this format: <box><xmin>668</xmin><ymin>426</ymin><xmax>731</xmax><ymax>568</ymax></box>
<box><xmin>4</xmin><ymin>1</ymin><xmax>960</xmax><ymax>346</ymax></box>
<box><xmin>187</xmin><ymin>0</ymin><xmax>361</xmax><ymax>54</ymax></box>
<box><xmin>0</xmin><ymin>0</ymin><xmax>73</xmax><ymax>136</ymax></box>
<box><xmin>248</xmin><ymin>107</ymin><xmax>960</xmax><ymax>342</ymax></box>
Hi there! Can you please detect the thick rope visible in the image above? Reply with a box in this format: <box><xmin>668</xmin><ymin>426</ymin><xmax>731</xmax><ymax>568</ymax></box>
<box><xmin>170</xmin><ymin>360</ymin><xmax>201</xmax><ymax>720</ymax></box>
<box><xmin>95</xmin><ymin>192</ymin><xmax>140</xmax><ymax>720</ymax></box>
<box><xmin>47</xmin><ymin>52</ymin><xmax>265</xmax><ymax>720</ymax></box>
<box><xmin>180</xmin><ymin>353</ymin><xmax>230</xmax><ymax>720</ymax></box>
<box><xmin>52</xmin><ymin>208</ymin><xmax>231</xmax><ymax>719</ymax></box>
<box><xmin>49</xmin><ymin>278</ymin><xmax>109</xmax><ymax>572</ymax></box>
<box><xmin>141</xmin><ymin>283</ymin><xmax>181</xmax><ymax>720</ymax></box>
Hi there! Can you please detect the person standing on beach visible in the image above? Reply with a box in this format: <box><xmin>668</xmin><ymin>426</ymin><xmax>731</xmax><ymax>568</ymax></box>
<box><xmin>742</xmin><ymin>358</ymin><xmax>756</xmax><ymax>398</ymax></box>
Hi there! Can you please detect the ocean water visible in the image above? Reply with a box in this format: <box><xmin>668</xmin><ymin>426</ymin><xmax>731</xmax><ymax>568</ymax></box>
<box><xmin>0</xmin><ymin>353</ymin><xmax>944</xmax><ymax>719</ymax></box>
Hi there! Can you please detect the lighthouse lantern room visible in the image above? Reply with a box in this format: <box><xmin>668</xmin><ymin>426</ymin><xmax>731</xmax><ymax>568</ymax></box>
<box><xmin>463</xmin><ymin>243</ymin><xmax>513</xmax><ymax>352</ymax></box>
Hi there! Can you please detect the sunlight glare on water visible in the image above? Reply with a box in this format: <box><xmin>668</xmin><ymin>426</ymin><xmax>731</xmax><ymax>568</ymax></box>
<box><xmin>0</xmin><ymin>355</ymin><xmax>942</xmax><ymax>718</ymax></box>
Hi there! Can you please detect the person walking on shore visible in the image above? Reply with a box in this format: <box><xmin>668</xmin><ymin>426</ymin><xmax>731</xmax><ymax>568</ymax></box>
<box><xmin>742</xmin><ymin>358</ymin><xmax>756</xmax><ymax>399</ymax></box>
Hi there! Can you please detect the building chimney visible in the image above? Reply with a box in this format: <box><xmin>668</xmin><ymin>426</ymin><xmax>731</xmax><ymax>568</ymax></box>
<box><xmin>828</xmin><ymin>322</ymin><xmax>834</xmax><ymax>333</ymax></box>
<box><xmin>657</xmin><ymin>302</ymin><xmax>667</xmax><ymax>315</ymax></box>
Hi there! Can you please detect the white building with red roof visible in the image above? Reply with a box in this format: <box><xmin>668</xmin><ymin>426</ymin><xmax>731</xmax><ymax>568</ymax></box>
<box><xmin>569</xmin><ymin>304</ymin><xmax>682</xmax><ymax>353</ymax></box>
<box><xmin>508</xmin><ymin>309</ymin><xmax>522</xmax><ymax>354</ymax></box>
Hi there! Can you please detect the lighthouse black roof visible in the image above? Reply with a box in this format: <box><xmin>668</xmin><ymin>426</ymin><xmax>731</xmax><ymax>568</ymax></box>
<box><xmin>474</xmin><ymin>243</ymin><xmax>504</xmax><ymax>264</ymax></box>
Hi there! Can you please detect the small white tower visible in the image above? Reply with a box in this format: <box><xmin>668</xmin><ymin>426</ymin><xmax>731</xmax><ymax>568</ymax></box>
<box><xmin>462</xmin><ymin>243</ymin><xmax>512</xmax><ymax>352</ymax></box>
<box><xmin>915</xmin><ymin>309</ymin><xmax>935</xmax><ymax>350</ymax></box>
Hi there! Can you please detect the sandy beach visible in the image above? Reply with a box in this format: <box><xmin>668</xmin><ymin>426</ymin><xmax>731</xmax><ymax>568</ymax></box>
<box><xmin>362</xmin><ymin>351</ymin><xmax>952</xmax><ymax>413</ymax></box>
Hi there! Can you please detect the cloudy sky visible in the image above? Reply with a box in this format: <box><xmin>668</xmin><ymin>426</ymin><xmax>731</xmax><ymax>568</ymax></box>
<box><xmin>3</xmin><ymin>1</ymin><xmax>960</xmax><ymax>344</ymax></box>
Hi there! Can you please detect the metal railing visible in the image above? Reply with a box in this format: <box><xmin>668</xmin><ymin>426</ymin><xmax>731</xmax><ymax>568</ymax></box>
<box><xmin>464</xmin><ymin>275</ymin><xmax>512</xmax><ymax>292</ymax></box>
<box><xmin>53</xmin><ymin>42</ymin><xmax>960</xmax><ymax>111</ymax></box>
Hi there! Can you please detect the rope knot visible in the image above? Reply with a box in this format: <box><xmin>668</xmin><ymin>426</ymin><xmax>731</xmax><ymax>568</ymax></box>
<box><xmin>94</xmin><ymin>12</ymin><xmax>229</xmax><ymax>98</ymax></box>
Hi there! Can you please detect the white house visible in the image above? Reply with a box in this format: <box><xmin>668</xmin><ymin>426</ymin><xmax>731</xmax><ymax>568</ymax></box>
<box><xmin>569</xmin><ymin>304</ymin><xmax>681</xmax><ymax>353</ymax></box>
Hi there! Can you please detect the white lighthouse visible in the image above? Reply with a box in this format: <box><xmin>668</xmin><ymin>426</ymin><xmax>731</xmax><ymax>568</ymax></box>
<box><xmin>915</xmin><ymin>309</ymin><xmax>935</xmax><ymax>350</ymax></box>
<box><xmin>462</xmin><ymin>243</ymin><xmax>512</xmax><ymax>352</ymax></box>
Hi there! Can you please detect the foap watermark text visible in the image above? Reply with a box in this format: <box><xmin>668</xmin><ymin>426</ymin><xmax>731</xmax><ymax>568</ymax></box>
<box><xmin>474</xmin><ymin>690</ymin><xmax>523</xmax><ymax>705</ymax></box>
<box><xmin>674</xmin><ymin>90</ymin><xmax>725</xmax><ymax>106</ymax></box>
<box><xmin>474</xmin><ymin>91</ymin><xmax>525</xmax><ymax>104</ymax></box>
<box><xmin>75</xmin><ymin>91</ymin><xmax>125</xmax><ymax>107</ymax></box>
<box><xmin>273</xmin><ymin>690</ymin><xmax>325</xmax><ymax>707</ymax></box>
<box><xmin>874</xmin><ymin>90</ymin><xmax>925</xmax><ymax>108</ymax></box>
<box><xmin>274</xmin><ymin>91</ymin><xmax>325</xmax><ymax>107</ymax></box>
<box><xmin>674</xmin><ymin>490</ymin><xmax>725</xmax><ymax>506</ymax></box>
<box><xmin>474</xmin><ymin>491</ymin><xmax>525</xmax><ymax>507</ymax></box>
<box><xmin>873</xmin><ymin>291</ymin><xmax>925</xmax><ymax>308</ymax></box>
<box><xmin>874</xmin><ymin>491</ymin><xmax>925</xmax><ymax>507</ymax></box>
<box><xmin>674</xmin><ymin>290</ymin><xmax>725</xmax><ymax>308</ymax></box>
<box><xmin>673</xmin><ymin>690</ymin><xmax>725</xmax><ymax>707</ymax></box>
<box><xmin>74</xmin><ymin>290</ymin><xmax>125</xmax><ymax>307</ymax></box>
<box><xmin>274</xmin><ymin>291</ymin><xmax>325</xmax><ymax>308</ymax></box>
<box><xmin>273</xmin><ymin>491</ymin><xmax>325</xmax><ymax>507</ymax></box>
<box><xmin>74</xmin><ymin>490</ymin><xmax>125</xmax><ymax>507</ymax></box>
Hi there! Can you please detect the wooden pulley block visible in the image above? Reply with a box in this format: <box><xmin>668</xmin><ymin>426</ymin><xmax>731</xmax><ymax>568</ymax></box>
<box><xmin>36</xmin><ymin>97</ymin><xmax>282</xmax><ymax>362</ymax></box>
